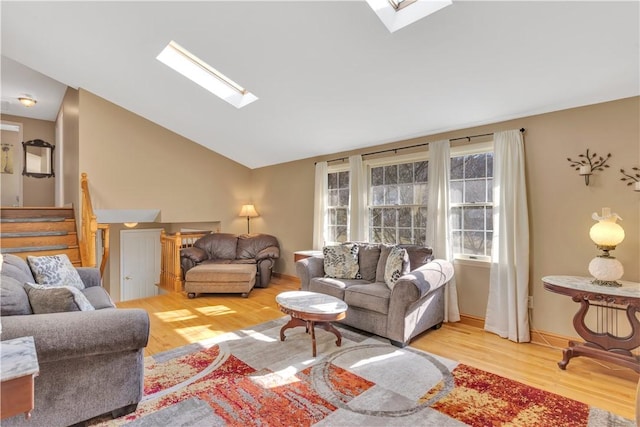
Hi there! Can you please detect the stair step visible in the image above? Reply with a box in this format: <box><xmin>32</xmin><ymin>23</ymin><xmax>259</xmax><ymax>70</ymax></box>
<box><xmin>1</xmin><ymin>245</ymin><xmax>70</xmax><ymax>254</ymax></box>
<box><xmin>1</xmin><ymin>231</ymin><xmax>69</xmax><ymax>238</ymax></box>
<box><xmin>2</xmin><ymin>247</ymin><xmax>82</xmax><ymax>264</ymax></box>
<box><xmin>1</xmin><ymin>234</ymin><xmax>78</xmax><ymax>249</ymax></box>
<box><xmin>0</xmin><ymin>217</ymin><xmax>67</xmax><ymax>223</ymax></box>
<box><xmin>0</xmin><ymin>220</ymin><xmax>76</xmax><ymax>233</ymax></box>
<box><xmin>0</xmin><ymin>207</ymin><xmax>74</xmax><ymax>220</ymax></box>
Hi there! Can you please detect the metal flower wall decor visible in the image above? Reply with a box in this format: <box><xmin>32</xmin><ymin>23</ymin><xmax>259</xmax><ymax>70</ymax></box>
<box><xmin>620</xmin><ymin>167</ymin><xmax>640</xmax><ymax>192</ymax></box>
<box><xmin>566</xmin><ymin>149</ymin><xmax>612</xmax><ymax>185</ymax></box>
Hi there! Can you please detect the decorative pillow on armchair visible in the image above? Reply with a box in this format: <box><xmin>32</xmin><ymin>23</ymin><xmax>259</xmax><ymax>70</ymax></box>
<box><xmin>23</xmin><ymin>283</ymin><xmax>95</xmax><ymax>314</ymax></box>
<box><xmin>384</xmin><ymin>246</ymin><xmax>409</xmax><ymax>289</ymax></box>
<box><xmin>323</xmin><ymin>244</ymin><xmax>361</xmax><ymax>279</ymax></box>
<box><xmin>27</xmin><ymin>254</ymin><xmax>85</xmax><ymax>290</ymax></box>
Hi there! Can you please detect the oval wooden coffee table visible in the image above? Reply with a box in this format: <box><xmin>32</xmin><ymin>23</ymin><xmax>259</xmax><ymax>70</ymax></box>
<box><xmin>276</xmin><ymin>291</ymin><xmax>348</xmax><ymax>357</ymax></box>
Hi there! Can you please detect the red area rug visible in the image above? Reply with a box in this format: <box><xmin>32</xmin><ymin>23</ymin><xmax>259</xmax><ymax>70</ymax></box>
<box><xmin>90</xmin><ymin>319</ymin><xmax>632</xmax><ymax>427</ymax></box>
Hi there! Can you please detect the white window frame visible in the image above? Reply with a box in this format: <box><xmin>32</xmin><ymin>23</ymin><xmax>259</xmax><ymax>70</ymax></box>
<box><xmin>325</xmin><ymin>163</ymin><xmax>350</xmax><ymax>245</ymax></box>
<box><xmin>450</xmin><ymin>141</ymin><xmax>494</xmax><ymax>263</ymax></box>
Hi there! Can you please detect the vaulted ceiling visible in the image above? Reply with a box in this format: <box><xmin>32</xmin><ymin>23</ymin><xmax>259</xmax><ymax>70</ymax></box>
<box><xmin>1</xmin><ymin>1</ymin><xmax>638</xmax><ymax>169</ymax></box>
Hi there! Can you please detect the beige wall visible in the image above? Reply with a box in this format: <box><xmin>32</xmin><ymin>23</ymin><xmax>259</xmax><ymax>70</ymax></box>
<box><xmin>1</xmin><ymin>114</ymin><xmax>56</xmax><ymax>206</ymax></box>
<box><xmin>61</xmin><ymin>87</ymin><xmax>80</xmax><ymax>210</ymax></box>
<box><xmin>252</xmin><ymin>96</ymin><xmax>640</xmax><ymax>338</ymax></box>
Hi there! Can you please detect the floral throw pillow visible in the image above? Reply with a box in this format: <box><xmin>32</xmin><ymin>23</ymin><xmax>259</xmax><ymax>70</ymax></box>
<box><xmin>323</xmin><ymin>244</ymin><xmax>361</xmax><ymax>279</ymax></box>
<box><xmin>384</xmin><ymin>246</ymin><xmax>408</xmax><ymax>290</ymax></box>
<box><xmin>27</xmin><ymin>254</ymin><xmax>85</xmax><ymax>290</ymax></box>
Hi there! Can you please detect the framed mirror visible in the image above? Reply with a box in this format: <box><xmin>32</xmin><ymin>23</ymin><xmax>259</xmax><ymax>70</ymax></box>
<box><xmin>22</xmin><ymin>139</ymin><xmax>55</xmax><ymax>178</ymax></box>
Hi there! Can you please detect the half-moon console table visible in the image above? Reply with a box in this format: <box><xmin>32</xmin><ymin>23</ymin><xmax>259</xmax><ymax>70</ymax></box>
<box><xmin>542</xmin><ymin>275</ymin><xmax>640</xmax><ymax>373</ymax></box>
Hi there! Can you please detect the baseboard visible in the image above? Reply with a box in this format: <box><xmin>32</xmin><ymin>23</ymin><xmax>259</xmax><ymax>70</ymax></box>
<box><xmin>273</xmin><ymin>272</ymin><xmax>300</xmax><ymax>283</ymax></box>
<box><xmin>458</xmin><ymin>314</ymin><xmax>573</xmax><ymax>349</ymax></box>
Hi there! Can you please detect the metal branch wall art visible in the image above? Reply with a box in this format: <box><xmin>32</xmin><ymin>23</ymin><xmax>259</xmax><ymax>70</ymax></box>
<box><xmin>566</xmin><ymin>149</ymin><xmax>612</xmax><ymax>185</ymax></box>
<box><xmin>620</xmin><ymin>167</ymin><xmax>640</xmax><ymax>192</ymax></box>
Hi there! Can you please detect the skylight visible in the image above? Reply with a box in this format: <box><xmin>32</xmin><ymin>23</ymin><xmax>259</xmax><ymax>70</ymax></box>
<box><xmin>156</xmin><ymin>40</ymin><xmax>257</xmax><ymax>109</ymax></box>
<box><xmin>366</xmin><ymin>0</ymin><xmax>452</xmax><ymax>33</ymax></box>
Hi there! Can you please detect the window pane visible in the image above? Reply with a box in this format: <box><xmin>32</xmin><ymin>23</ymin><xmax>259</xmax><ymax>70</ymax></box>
<box><xmin>371</xmin><ymin>228</ymin><xmax>382</xmax><ymax>243</ymax></box>
<box><xmin>398</xmin><ymin>184</ymin><xmax>413</xmax><ymax>205</ymax></box>
<box><xmin>450</xmin><ymin>181</ymin><xmax>463</xmax><ymax>203</ymax></box>
<box><xmin>415</xmin><ymin>161</ymin><xmax>428</xmax><ymax>182</ymax></box>
<box><xmin>465</xmin><ymin>154</ymin><xmax>487</xmax><ymax>178</ymax></box>
<box><xmin>339</xmin><ymin>189</ymin><xmax>349</xmax><ymax>206</ymax></box>
<box><xmin>486</xmin><ymin>231</ymin><xmax>493</xmax><ymax>255</ymax></box>
<box><xmin>398</xmin><ymin>207</ymin><xmax>412</xmax><ymax>227</ymax></box>
<box><xmin>372</xmin><ymin>186</ymin><xmax>384</xmax><ymax>205</ymax></box>
<box><xmin>463</xmin><ymin>231</ymin><xmax>485</xmax><ymax>255</ymax></box>
<box><xmin>327</xmin><ymin>209</ymin><xmax>335</xmax><ymax>225</ymax></box>
<box><xmin>398</xmin><ymin>228</ymin><xmax>412</xmax><ymax>244</ymax></box>
<box><xmin>452</xmin><ymin>231</ymin><xmax>462</xmax><ymax>254</ymax></box>
<box><xmin>328</xmin><ymin>189</ymin><xmax>339</xmax><ymax>206</ymax></box>
<box><xmin>451</xmin><ymin>157</ymin><xmax>464</xmax><ymax>180</ymax></box>
<box><xmin>415</xmin><ymin>207</ymin><xmax>427</xmax><ymax>228</ymax></box>
<box><xmin>487</xmin><ymin>178</ymin><xmax>493</xmax><ymax>203</ymax></box>
<box><xmin>338</xmin><ymin>171</ymin><xmax>349</xmax><ymax>188</ymax></box>
<box><xmin>336</xmin><ymin>208</ymin><xmax>348</xmax><ymax>226</ymax></box>
<box><xmin>464</xmin><ymin>206</ymin><xmax>485</xmax><ymax>230</ymax></box>
<box><xmin>414</xmin><ymin>231</ymin><xmax>426</xmax><ymax>246</ymax></box>
<box><xmin>336</xmin><ymin>226</ymin><xmax>348</xmax><ymax>243</ymax></box>
<box><xmin>383</xmin><ymin>209</ymin><xmax>396</xmax><ymax>227</ymax></box>
<box><xmin>371</xmin><ymin>167</ymin><xmax>383</xmax><ymax>186</ymax></box>
<box><xmin>487</xmin><ymin>154</ymin><xmax>493</xmax><ymax>177</ymax></box>
<box><xmin>370</xmin><ymin>208</ymin><xmax>382</xmax><ymax>227</ymax></box>
<box><xmin>486</xmin><ymin>207</ymin><xmax>493</xmax><ymax>231</ymax></box>
<box><xmin>451</xmin><ymin>207</ymin><xmax>461</xmax><ymax>229</ymax></box>
<box><xmin>464</xmin><ymin>179</ymin><xmax>486</xmax><ymax>203</ymax></box>
<box><xmin>413</xmin><ymin>183</ymin><xmax>428</xmax><ymax>205</ymax></box>
<box><xmin>384</xmin><ymin>165</ymin><xmax>398</xmax><ymax>184</ymax></box>
<box><xmin>383</xmin><ymin>228</ymin><xmax>396</xmax><ymax>244</ymax></box>
<box><xmin>398</xmin><ymin>163</ymin><xmax>413</xmax><ymax>184</ymax></box>
<box><xmin>385</xmin><ymin>186</ymin><xmax>398</xmax><ymax>205</ymax></box>
<box><xmin>328</xmin><ymin>172</ymin><xmax>338</xmax><ymax>189</ymax></box>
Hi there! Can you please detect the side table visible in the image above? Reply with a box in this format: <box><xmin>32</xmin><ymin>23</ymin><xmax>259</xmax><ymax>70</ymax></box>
<box><xmin>1</xmin><ymin>336</ymin><xmax>40</xmax><ymax>420</ymax></box>
<box><xmin>542</xmin><ymin>275</ymin><xmax>640</xmax><ymax>373</ymax></box>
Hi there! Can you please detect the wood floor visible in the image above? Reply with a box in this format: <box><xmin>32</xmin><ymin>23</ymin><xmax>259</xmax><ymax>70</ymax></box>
<box><xmin>117</xmin><ymin>275</ymin><xmax>639</xmax><ymax>421</ymax></box>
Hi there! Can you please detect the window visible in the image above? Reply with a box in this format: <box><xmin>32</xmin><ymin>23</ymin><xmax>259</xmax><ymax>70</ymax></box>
<box><xmin>327</xmin><ymin>169</ymin><xmax>349</xmax><ymax>243</ymax></box>
<box><xmin>450</xmin><ymin>152</ymin><xmax>493</xmax><ymax>260</ymax></box>
<box><xmin>368</xmin><ymin>159</ymin><xmax>428</xmax><ymax>245</ymax></box>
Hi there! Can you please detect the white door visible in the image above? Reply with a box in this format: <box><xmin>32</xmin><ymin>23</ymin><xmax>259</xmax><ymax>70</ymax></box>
<box><xmin>0</xmin><ymin>121</ymin><xmax>23</xmax><ymax>206</ymax></box>
<box><xmin>120</xmin><ymin>229</ymin><xmax>161</xmax><ymax>301</ymax></box>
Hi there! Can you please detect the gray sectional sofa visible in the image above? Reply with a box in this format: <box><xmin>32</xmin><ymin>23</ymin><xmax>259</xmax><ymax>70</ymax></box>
<box><xmin>296</xmin><ymin>243</ymin><xmax>454</xmax><ymax>347</ymax></box>
<box><xmin>0</xmin><ymin>254</ymin><xmax>150</xmax><ymax>427</ymax></box>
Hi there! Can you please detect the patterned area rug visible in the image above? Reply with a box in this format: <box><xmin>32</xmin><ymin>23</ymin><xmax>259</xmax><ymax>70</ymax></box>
<box><xmin>90</xmin><ymin>318</ymin><xmax>633</xmax><ymax>427</ymax></box>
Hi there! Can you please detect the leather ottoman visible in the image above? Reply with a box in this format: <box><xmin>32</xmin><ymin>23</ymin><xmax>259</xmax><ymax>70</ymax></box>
<box><xmin>184</xmin><ymin>264</ymin><xmax>256</xmax><ymax>298</ymax></box>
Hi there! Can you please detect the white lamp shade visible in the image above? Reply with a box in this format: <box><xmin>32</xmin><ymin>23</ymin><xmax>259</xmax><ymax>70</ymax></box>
<box><xmin>239</xmin><ymin>204</ymin><xmax>259</xmax><ymax>217</ymax></box>
<box><xmin>589</xmin><ymin>221</ymin><xmax>625</xmax><ymax>247</ymax></box>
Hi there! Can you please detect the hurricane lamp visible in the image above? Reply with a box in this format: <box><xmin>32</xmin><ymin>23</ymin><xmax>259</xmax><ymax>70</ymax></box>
<box><xmin>588</xmin><ymin>207</ymin><xmax>624</xmax><ymax>286</ymax></box>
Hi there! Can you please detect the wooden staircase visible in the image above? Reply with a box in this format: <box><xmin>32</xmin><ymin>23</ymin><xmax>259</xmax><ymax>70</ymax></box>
<box><xmin>0</xmin><ymin>207</ymin><xmax>82</xmax><ymax>266</ymax></box>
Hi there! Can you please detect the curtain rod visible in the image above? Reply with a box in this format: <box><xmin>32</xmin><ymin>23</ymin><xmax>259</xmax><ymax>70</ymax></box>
<box><xmin>319</xmin><ymin>128</ymin><xmax>525</xmax><ymax>165</ymax></box>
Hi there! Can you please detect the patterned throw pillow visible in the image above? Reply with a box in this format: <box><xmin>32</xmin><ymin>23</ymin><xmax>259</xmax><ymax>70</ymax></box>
<box><xmin>384</xmin><ymin>246</ymin><xmax>408</xmax><ymax>289</ymax></box>
<box><xmin>27</xmin><ymin>254</ymin><xmax>85</xmax><ymax>290</ymax></box>
<box><xmin>23</xmin><ymin>282</ymin><xmax>95</xmax><ymax>314</ymax></box>
<box><xmin>323</xmin><ymin>244</ymin><xmax>361</xmax><ymax>279</ymax></box>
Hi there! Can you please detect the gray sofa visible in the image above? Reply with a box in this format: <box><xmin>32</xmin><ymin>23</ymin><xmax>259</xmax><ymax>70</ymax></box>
<box><xmin>0</xmin><ymin>254</ymin><xmax>150</xmax><ymax>427</ymax></box>
<box><xmin>180</xmin><ymin>233</ymin><xmax>280</xmax><ymax>288</ymax></box>
<box><xmin>296</xmin><ymin>243</ymin><xmax>454</xmax><ymax>347</ymax></box>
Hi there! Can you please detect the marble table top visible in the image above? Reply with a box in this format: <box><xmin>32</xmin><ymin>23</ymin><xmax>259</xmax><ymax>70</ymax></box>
<box><xmin>542</xmin><ymin>275</ymin><xmax>640</xmax><ymax>299</ymax></box>
<box><xmin>1</xmin><ymin>336</ymin><xmax>40</xmax><ymax>382</ymax></box>
<box><xmin>276</xmin><ymin>291</ymin><xmax>347</xmax><ymax>315</ymax></box>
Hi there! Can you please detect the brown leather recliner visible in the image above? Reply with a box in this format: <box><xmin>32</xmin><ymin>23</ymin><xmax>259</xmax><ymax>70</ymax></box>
<box><xmin>180</xmin><ymin>233</ymin><xmax>280</xmax><ymax>288</ymax></box>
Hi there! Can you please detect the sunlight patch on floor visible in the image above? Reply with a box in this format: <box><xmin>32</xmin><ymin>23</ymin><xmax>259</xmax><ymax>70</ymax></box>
<box><xmin>195</xmin><ymin>305</ymin><xmax>236</xmax><ymax>316</ymax></box>
<box><xmin>153</xmin><ymin>309</ymin><xmax>197</xmax><ymax>322</ymax></box>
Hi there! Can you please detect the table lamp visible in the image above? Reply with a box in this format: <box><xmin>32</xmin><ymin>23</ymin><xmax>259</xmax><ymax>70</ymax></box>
<box><xmin>588</xmin><ymin>207</ymin><xmax>624</xmax><ymax>286</ymax></box>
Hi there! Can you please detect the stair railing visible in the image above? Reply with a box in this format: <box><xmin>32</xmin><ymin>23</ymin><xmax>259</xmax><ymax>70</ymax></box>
<box><xmin>80</xmin><ymin>173</ymin><xmax>110</xmax><ymax>276</ymax></box>
<box><xmin>160</xmin><ymin>230</ymin><xmax>207</xmax><ymax>292</ymax></box>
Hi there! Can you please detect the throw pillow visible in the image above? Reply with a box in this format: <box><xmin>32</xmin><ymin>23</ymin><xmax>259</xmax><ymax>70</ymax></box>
<box><xmin>384</xmin><ymin>246</ymin><xmax>408</xmax><ymax>290</ymax></box>
<box><xmin>23</xmin><ymin>283</ymin><xmax>95</xmax><ymax>314</ymax></box>
<box><xmin>323</xmin><ymin>244</ymin><xmax>360</xmax><ymax>279</ymax></box>
<box><xmin>27</xmin><ymin>254</ymin><xmax>85</xmax><ymax>290</ymax></box>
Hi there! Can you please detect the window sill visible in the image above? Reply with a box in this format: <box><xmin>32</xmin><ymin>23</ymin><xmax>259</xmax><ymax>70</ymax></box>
<box><xmin>453</xmin><ymin>257</ymin><xmax>491</xmax><ymax>269</ymax></box>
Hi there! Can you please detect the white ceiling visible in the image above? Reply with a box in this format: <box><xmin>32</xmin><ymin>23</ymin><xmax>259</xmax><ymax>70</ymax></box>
<box><xmin>1</xmin><ymin>1</ymin><xmax>638</xmax><ymax>169</ymax></box>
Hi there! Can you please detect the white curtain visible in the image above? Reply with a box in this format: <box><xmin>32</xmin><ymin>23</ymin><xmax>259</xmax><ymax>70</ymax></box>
<box><xmin>312</xmin><ymin>161</ymin><xmax>328</xmax><ymax>250</ymax></box>
<box><xmin>485</xmin><ymin>129</ymin><xmax>530</xmax><ymax>342</ymax></box>
<box><xmin>349</xmin><ymin>155</ymin><xmax>367</xmax><ymax>242</ymax></box>
<box><xmin>426</xmin><ymin>139</ymin><xmax>460</xmax><ymax>322</ymax></box>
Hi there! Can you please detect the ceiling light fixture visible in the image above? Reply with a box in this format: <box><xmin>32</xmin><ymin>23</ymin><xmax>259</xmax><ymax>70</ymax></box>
<box><xmin>18</xmin><ymin>95</ymin><xmax>37</xmax><ymax>107</ymax></box>
<box><xmin>366</xmin><ymin>0</ymin><xmax>452</xmax><ymax>33</ymax></box>
<box><xmin>156</xmin><ymin>40</ymin><xmax>258</xmax><ymax>109</ymax></box>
